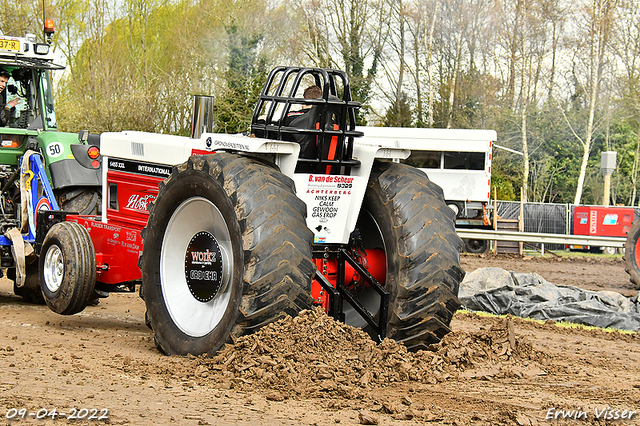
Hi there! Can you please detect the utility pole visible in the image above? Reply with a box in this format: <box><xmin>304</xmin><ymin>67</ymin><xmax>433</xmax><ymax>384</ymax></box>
<box><xmin>601</xmin><ymin>151</ymin><xmax>616</xmax><ymax>206</ymax></box>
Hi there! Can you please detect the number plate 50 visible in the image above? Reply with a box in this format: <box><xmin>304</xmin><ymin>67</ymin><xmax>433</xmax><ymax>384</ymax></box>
<box><xmin>47</xmin><ymin>142</ymin><xmax>64</xmax><ymax>158</ymax></box>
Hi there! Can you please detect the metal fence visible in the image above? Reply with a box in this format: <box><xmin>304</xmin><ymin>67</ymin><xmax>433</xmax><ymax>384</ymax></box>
<box><xmin>497</xmin><ymin>201</ymin><xmax>568</xmax><ymax>250</ymax></box>
<box><xmin>493</xmin><ymin>201</ymin><xmax>640</xmax><ymax>251</ymax></box>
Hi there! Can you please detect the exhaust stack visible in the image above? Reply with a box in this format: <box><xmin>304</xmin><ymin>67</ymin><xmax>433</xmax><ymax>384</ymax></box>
<box><xmin>191</xmin><ymin>95</ymin><xmax>215</xmax><ymax>139</ymax></box>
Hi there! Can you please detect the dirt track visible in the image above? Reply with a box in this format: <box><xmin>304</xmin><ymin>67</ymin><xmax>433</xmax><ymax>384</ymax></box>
<box><xmin>460</xmin><ymin>253</ymin><xmax>638</xmax><ymax>297</ymax></box>
<box><xmin>0</xmin><ymin>255</ymin><xmax>639</xmax><ymax>425</ymax></box>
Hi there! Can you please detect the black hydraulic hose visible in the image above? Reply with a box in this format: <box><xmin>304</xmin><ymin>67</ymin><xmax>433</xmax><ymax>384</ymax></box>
<box><xmin>1</xmin><ymin>168</ymin><xmax>20</xmax><ymax>195</ymax></box>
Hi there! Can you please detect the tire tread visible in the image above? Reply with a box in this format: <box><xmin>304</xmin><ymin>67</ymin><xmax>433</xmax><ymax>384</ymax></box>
<box><xmin>141</xmin><ymin>152</ymin><xmax>314</xmax><ymax>356</ymax></box>
<box><xmin>624</xmin><ymin>219</ymin><xmax>640</xmax><ymax>289</ymax></box>
<box><xmin>365</xmin><ymin>162</ymin><xmax>463</xmax><ymax>351</ymax></box>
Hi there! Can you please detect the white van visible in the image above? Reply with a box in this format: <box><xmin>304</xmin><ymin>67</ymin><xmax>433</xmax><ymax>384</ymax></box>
<box><xmin>358</xmin><ymin>127</ymin><xmax>497</xmax><ymax>252</ymax></box>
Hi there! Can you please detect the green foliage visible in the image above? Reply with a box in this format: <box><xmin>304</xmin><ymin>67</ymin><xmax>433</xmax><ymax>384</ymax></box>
<box><xmin>446</xmin><ymin>70</ymin><xmax>503</xmax><ymax>130</ymax></box>
<box><xmin>13</xmin><ymin>0</ymin><xmax>636</xmax><ymax>209</ymax></box>
<box><xmin>55</xmin><ymin>0</ymin><xmax>279</xmax><ymax>135</ymax></box>
<box><xmin>0</xmin><ymin>0</ymin><xmax>51</xmax><ymax>40</ymax></box>
<box><xmin>598</xmin><ymin>120</ymin><xmax>639</xmax><ymax>206</ymax></box>
<box><xmin>525</xmin><ymin>105</ymin><xmax>583</xmax><ymax>203</ymax></box>
<box><xmin>212</xmin><ymin>23</ymin><xmax>267</xmax><ymax>134</ymax></box>
<box><xmin>349</xmin><ymin>54</ymin><xmax>379</xmax><ymax>126</ymax></box>
<box><xmin>491</xmin><ymin>172</ymin><xmax>516</xmax><ymax>201</ymax></box>
<box><xmin>56</xmin><ymin>0</ymin><xmax>200</xmax><ymax>134</ymax></box>
<box><xmin>382</xmin><ymin>92</ymin><xmax>413</xmax><ymax>127</ymax></box>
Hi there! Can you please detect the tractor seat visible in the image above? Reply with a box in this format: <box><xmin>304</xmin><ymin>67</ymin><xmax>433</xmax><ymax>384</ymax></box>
<box><xmin>282</xmin><ymin>105</ymin><xmax>322</xmax><ymax>160</ymax></box>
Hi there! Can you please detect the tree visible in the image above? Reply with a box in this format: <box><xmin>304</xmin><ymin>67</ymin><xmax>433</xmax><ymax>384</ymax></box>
<box><xmin>213</xmin><ymin>22</ymin><xmax>268</xmax><ymax>133</ymax></box>
<box><xmin>295</xmin><ymin>0</ymin><xmax>387</xmax><ymax>123</ymax></box>
<box><xmin>565</xmin><ymin>0</ymin><xmax>617</xmax><ymax>205</ymax></box>
<box><xmin>31</xmin><ymin>0</ymin><xmax>640</xmax><ymax>209</ymax></box>
<box><xmin>0</xmin><ymin>0</ymin><xmax>52</xmax><ymax>38</ymax></box>
<box><xmin>56</xmin><ymin>0</ymin><xmax>205</xmax><ymax>134</ymax></box>
<box><xmin>614</xmin><ymin>0</ymin><xmax>640</xmax><ymax>205</ymax></box>
<box><xmin>377</xmin><ymin>0</ymin><xmax>409</xmax><ymax>125</ymax></box>
<box><xmin>382</xmin><ymin>92</ymin><xmax>412</xmax><ymax>126</ymax></box>
<box><xmin>404</xmin><ymin>0</ymin><xmax>434</xmax><ymax>127</ymax></box>
<box><xmin>422</xmin><ymin>1</ymin><xmax>438</xmax><ymax>127</ymax></box>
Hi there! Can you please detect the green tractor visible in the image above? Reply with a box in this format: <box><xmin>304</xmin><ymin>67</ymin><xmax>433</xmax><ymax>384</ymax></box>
<box><xmin>0</xmin><ymin>22</ymin><xmax>101</xmax><ymax>302</ymax></box>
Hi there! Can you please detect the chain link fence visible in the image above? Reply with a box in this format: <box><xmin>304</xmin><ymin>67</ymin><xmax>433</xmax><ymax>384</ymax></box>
<box><xmin>496</xmin><ymin>201</ymin><xmax>568</xmax><ymax>250</ymax></box>
<box><xmin>493</xmin><ymin>202</ymin><xmax>640</xmax><ymax>252</ymax></box>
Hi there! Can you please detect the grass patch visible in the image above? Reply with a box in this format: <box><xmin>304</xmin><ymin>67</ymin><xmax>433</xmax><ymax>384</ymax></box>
<box><xmin>457</xmin><ymin>309</ymin><xmax>637</xmax><ymax>334</ymax></box>
<box><xmin>521</xmin><ymin>249</ymin><xmax>623</xmax><ymax>259</ymax></box>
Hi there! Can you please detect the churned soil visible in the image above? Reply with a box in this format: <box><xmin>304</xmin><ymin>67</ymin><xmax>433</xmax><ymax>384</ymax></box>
<box><xmin>460</xmin><ymin>253</ymin><xmax>638</xmax><ymax>296</ymax></box>
<box><xmin>0</xmin><ymin>254</ymin><xmax>638</xmax><ymax>425</ymax></box>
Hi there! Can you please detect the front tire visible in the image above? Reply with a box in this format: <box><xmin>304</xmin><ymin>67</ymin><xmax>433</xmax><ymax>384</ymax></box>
<box><xmin>12</xmin><ymin>188</ymin><xmax>100</xmax><ymax>304</ymax></box>
<box><xmin>39</xmin><ymin>221</ymin><xmax>96</xmax><ymax>315</ymax></box>
<box><xmin>141</xmin><ymin>153</ymin><xmax>315</xmax><ymax>356</ymax></box>
<box><xmin>353</xmin><ymin>162</ymin><xmax>464</xmax><ymax>351</ymax></box>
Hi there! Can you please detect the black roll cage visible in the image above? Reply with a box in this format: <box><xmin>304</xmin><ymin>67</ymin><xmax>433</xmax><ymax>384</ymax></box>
<box><xmin>251</xmin><ymin>66</ymin><xmax>363</xmax><ymax>175</ymax></box>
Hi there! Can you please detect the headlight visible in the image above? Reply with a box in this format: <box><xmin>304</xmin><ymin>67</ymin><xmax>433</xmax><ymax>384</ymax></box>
<box><xmin>87</xmin><ymin>145</ymin><xmax>100</xmax><ymax>159</ymax></box>
<box><xmin>34</xmin><ymin>43</ymin><xmax>49</xmax><ymax>55</ymax></box>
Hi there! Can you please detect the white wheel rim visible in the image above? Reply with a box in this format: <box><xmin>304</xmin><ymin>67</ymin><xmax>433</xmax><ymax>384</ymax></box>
<box><xmin>161</xmin><ymin>197</ymin><xmax>233</xmax><ymax>337</ymax></box>
<box><xmin>43</xmin><ymin>245</ymin><xmax>64</xmax><ymax>293</ymax></box>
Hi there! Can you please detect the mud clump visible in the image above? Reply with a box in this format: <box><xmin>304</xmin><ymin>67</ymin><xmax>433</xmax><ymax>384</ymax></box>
<box><xmin>185</xmin><ymin>309</ymin><xmax>549</xmax><ymax>398</ymax></box>
<box><xmin>195</xmin><ymin>308</ymin><xmax>412</xmax><ymax>398</ymax></box>
<box><xmin>429</xmin><ymin>314</ymin><xmax>551</xmax><ymax>381</ymax></box>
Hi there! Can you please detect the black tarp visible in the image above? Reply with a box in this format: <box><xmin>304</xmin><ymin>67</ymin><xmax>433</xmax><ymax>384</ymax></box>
<box><xmin>460</xmin><ymin>267</ymin><xmax>640</xmax><ymax>332</ymax></box>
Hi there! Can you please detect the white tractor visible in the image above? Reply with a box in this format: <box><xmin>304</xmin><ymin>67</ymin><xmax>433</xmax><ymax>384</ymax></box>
<box><xmin>38</xmin><ymin>66</ymin><xmax>464</xmax><ymax>356</ymax></box>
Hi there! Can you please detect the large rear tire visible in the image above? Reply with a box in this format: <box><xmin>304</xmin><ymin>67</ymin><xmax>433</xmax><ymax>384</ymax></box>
<box><xmin>140</xmin><ymin>153</ymin><xmax>315</xmax><ymax>356</ymax></box>
<box><xmin>39</xmin><ymin>221</ymin><xmax>97</xmax><ymax>315</ymax></box>
<box><xmin>55</xmin><ymin>187</ymin><xmax>101</xmax><ymax>215</ymax></box>
<box><xmin>352</xmin><ymin>162</ymin><xmax>464</xmax><ymax>351</ymax></box>
<box><xmin>624</xmin><ymin>219</ymin><xmax>640</xmax><ymax>289</ymax></box>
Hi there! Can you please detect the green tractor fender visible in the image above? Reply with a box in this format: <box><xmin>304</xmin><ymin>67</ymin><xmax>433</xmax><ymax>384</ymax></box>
<box><xmin>36</xmin><ymin>130</ymin><xmax>101</xmax><ymax>190</ymax></box>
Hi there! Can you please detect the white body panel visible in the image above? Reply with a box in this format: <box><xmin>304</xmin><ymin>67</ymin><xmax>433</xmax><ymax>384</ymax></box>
<box><xmin>99</xmin><ymin>126</ymin><xmax>495</xmax><ymax>243</ymax></box>
<box><xmin>292</xmin><ymin>140</ymin><xmax>409</xmax><ymax>244</ymax></box>
<box><xmin>100</xmin><ymin>131</ymin><xmax>196</xmax><ymax>165</ymax></box>
<box><xmin>100</xmin><ymin>129</ymin><xmax>410</xmax><ymax>245</ymax></box>
<box><xmin>425</xmin><ymin>170</ymin><xmax>490</xmax><ymax>203</ymax></box>
<box><xmin>356</xmin><ymin>126</ymin><xmax>496</xmax><ymax>203</ymax></box>
<box><xmin>99</xmin><ymin>131</ymin><xmax>301</xmax><ymax>175</ymax></box>
<box><xmin>293</xmin><ymin>174</ymin><xmax>365</xmax><ymax>244</ymax></box>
